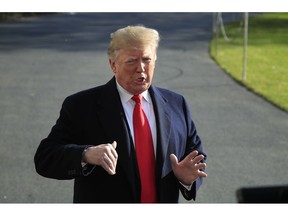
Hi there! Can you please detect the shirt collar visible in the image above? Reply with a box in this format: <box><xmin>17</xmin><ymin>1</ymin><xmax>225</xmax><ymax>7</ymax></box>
<box><xmin>116</xmin><ymin>80</ymin><xmax>151</xmax><ymax>104</ymax></box>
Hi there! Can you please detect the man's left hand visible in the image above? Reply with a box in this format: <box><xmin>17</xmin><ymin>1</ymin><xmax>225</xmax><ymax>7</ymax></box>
<box><xmin>170</xmin><ymin>150</ymin><xmax>207</xmax><ymax>186</ymax></box>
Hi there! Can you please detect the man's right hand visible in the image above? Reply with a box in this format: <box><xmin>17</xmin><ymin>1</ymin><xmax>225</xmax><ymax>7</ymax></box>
<box><xmin>82</xmin><ymin>141</ymin><xmax>118</xmax><ymax>175</ymax></box>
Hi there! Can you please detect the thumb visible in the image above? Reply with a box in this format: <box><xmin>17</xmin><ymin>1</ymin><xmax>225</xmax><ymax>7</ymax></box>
<box><xmin>112</xmin><ymin>141</ymin><xmax>117</xmax><ymax>149</ymax></box>
<box><xmin>170</xmin><ymin>154</ymin><xmax>178</xmax><ymax>168</ymax></box>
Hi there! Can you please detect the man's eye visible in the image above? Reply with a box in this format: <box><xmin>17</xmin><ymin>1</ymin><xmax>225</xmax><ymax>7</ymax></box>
<box><xmin>143</xmin><ymin>58</ymin><xmax>151</xmax><ymax>63</ymax></box>
<box><xmin>126</xmin><ymin>59</ymin><xmax>136</xmax><ymax>64</ymax></box>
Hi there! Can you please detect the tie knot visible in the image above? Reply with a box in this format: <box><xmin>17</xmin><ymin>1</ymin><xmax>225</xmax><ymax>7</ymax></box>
<box><xmin>132</xmin><ymin>95</ymin><xmax>142</xmax><ymax>104</ymax></box>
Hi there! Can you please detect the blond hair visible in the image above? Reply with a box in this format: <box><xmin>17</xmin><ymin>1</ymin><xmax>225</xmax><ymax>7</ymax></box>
<box><xmin>108</xmin><ymin>25</ymin><xmax>160</xmax><ymax>61</ymax></box>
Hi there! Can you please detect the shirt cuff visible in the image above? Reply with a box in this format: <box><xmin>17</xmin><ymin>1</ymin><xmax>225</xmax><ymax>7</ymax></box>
<box><xmin>81</xmin><ymin>146</ymin><xmax>95</xmax><ymax>176</ymax></box>
<box><xmin>179</xmin><ymin>181</ymin><xmax>193</xmax><ymax>191</ymax></box>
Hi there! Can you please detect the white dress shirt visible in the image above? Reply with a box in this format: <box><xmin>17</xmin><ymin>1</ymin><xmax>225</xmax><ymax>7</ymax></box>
<box><xmin>116</xmin><ymin>81</ymin><xmax>157</xmax><ymax>156</ymax></box>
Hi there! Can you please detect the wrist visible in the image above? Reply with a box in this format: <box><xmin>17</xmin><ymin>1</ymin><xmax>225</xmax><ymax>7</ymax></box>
<box><xmin>82</xmin><ymin>146</ymin><xmax>92</xmax><ymax>164</ymax></box>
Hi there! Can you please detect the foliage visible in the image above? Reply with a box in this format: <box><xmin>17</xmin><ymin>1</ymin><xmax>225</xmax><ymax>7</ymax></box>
<box><xmin>210</xmin><ymin>12</ymin><xmax>288</xmax><ymax>112</ymax></box>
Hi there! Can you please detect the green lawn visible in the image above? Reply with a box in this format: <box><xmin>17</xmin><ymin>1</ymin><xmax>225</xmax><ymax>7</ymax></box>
<box><xmin>210</xmin><ymin>13</ymin><xmax>288</xmax><ymax>112</ymax></box>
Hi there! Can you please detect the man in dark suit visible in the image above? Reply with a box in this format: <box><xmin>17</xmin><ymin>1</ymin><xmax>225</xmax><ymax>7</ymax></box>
<box><xmin>34</xmin><ymin>25</ymin><xmax>207</xmax><ymax>203</ymax></box>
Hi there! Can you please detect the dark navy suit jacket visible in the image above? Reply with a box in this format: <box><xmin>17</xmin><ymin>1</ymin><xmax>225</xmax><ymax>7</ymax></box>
<box><xmin>34</xmin><ymin>77</ymin><xmax>206</xmax><ymax>203</ymax></box>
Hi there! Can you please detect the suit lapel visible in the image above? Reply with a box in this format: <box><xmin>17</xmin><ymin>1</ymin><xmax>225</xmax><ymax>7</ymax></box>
<box><xmin>149</xmin><ymin>86</ymin><xmax>173</xmax><ymax>179</ymax></box>
<box><xmin>96</xmin><ymin>78</ymin><xmax>138</xmax><ymax>198</ymax></box>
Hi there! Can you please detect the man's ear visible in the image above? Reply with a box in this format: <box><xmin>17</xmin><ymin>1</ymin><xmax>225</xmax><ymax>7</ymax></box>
<box><xmin>109</xmin><ymin>59</ymin><xmax>116</xmax><ymax>74</ymax></box>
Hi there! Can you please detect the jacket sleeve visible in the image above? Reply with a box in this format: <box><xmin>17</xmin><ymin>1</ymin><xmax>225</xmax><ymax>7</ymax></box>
<box><xmin>179</xmin><ymin>96</ymin><xmax>207</xmax><ymax>201</ymax></box>
<box><xmin>34</xmin><ymin>96</ymin><xmax>90</xmax><ymax>180</ymax></box>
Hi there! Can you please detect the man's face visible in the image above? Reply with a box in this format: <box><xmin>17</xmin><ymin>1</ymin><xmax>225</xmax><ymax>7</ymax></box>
<box><xmin>109</xmin><ymin>47</ymin><xmax>156</xmax><ymax>95</ymax></box>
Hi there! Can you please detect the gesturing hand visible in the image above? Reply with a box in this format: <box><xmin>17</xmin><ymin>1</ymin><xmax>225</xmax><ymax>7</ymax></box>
<box><xmin>83</xmin><ymin>141</ymin><xmax>118</xmax><ymax>175</ymax></box>
<box><xmin>170</xmin><ymin>150</ymin><xmax>207</xmax><ymax>186</ymax></box>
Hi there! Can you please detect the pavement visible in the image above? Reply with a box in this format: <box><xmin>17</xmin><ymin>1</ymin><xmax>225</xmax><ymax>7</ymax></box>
<box><xmin>0</xmin><ymin>13</ymin><xmax>288</xmax><ymax>203</ymax></box>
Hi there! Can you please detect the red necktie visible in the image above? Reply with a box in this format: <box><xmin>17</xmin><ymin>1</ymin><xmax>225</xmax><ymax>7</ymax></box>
<box><xmin>132</xmin><ymin>95</ymin><xmax>157</xmax><ymax>203</ymax></box>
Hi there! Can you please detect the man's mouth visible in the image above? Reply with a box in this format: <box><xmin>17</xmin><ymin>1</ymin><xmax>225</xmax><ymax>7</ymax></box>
<box><xmin>135</xmin><ymin>77</ymin><xmax>146</xmax><ymax>84</ymax></box>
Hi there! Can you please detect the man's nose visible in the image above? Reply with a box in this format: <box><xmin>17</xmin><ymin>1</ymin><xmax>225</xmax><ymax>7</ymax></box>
<box><xmin>136</xmin><ymin>61</ymin><xmax>145</xmax><ymax>73</ymax></box>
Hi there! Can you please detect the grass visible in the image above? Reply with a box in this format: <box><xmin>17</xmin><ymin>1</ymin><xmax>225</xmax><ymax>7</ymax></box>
<box><xmin>210</xmin><ymin>13</ymin><xmax>288</xmax><ymax>112</ymax></box>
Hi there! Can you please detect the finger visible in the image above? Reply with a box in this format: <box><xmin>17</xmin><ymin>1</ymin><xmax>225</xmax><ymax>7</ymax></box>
<box><xmin>106</xmin><ymin>153</ymin><xmax>117</xmax><ymax>172</ymax></box>
<box><xmin>191</xmin><ymin>154</ymin><xmax>205</xmax><ymax>164</ymax></box>
<box><xmin>186</xmin><ymin>150</ymin><xmax>199</xmax><ymax>161</ymax></box>
<box><xmin>198</xmin><ymin>171</ymin><xmax>208</xmax><ymax>178</ymax></box>
<box><xmin>106</xmin><ymin>142</ymin><xmax>118</xmax><ymax>169</ymax></box>
<box><xmin>112</xmin><ymin>141</ymin><xmax>117</xmax><ymax>149</ymax></box>
<box><xmin>104</xmin><ymin>163</ymin><xmax>116</xmax><ymax>175</ymax></box>
<box><xmin>106</xmin><ymin>165</ymin><xmax>116</xmax><ymax>175</ymax></box>
<box><xmin>194</xmin><ymin>162</ymin><xmax>206</xmax><ymax>170</ymax></box>
<box><xmin>103</xmin><ymin>153</ymin><xmax>116</xmax><ymax>171</ymax></box>
<box><xmin>102</xmin><ymin>154</ymin><xmax>116</xmax><ymax>175</ymax></box>
<box><xmin>170</xmin><ymin>154</ymin><xmax>178</xmax><ymax>168</ymax></box>
<box><xmin>110</xmin><ymin>141</ymin><xmax>118</xmax><ymax>160</ymax></box>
